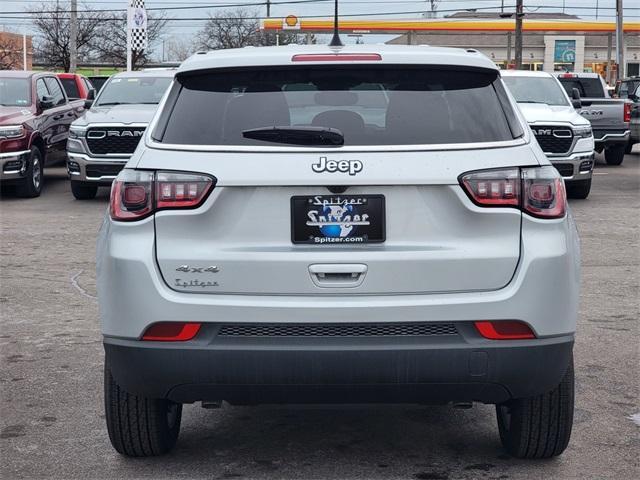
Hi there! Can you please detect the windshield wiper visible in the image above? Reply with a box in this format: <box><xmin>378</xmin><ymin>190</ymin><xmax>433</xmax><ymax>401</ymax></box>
<box><xmin>242</xmin><ymin>126</ymin><xmax>344</xmax><ymax>146</ymax></box>
<box><xmin>518</xmin><ymin>100</ymin><xmax>547</xmax><ymax>104</ymax></box>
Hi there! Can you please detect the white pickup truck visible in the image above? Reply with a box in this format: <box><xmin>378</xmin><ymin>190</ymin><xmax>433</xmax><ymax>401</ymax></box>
<box><xmin>503</xmin><ymin>70</ymin><xmax>595</xmax><ymax>199</ymax></box>
<box><xmin>556</xmin><ymin>72</ymin><xmax>631</xmax><ymax>165</ymax></box>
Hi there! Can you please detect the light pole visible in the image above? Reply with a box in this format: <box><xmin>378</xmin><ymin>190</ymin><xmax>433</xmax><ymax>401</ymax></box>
<box><xmin>70</xmin><ymin>0</ymin><xmax>77</xmax><ymax>72</ymax></box>
<box><xmin>616</xmin><ymin>0</ymin><xmax>624</xmax><ymax>79</ymax></box>
<box><xmin>515</xmin><ymin>0</ymin><xmax>524</xmax><ymax>69</ymax></box>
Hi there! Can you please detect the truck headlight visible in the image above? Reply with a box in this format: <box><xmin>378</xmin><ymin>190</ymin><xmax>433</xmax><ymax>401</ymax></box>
<box><xmin>0</xmin><ymin>125</ymin><xmax>25</xmax><ymax>139</ymax></box>
<box><xmin>574</xmin><ymin>126</ymin><xmax>592</xmax><ymax>138</ymax></box>
<box><xmin>69</xmin><ymin>127</ymin><xmax>86</xmax><ymax>139</ymax></box>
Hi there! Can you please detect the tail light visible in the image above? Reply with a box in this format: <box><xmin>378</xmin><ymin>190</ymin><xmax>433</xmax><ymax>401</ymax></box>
<box><xmin>624</xmin><ymin>102</ymin><xmax>632</xmax><ymax>123</ymax></box>
<box><xmin>474</xmin><ymin>321</ymin><xmax>536</xmax><ymax>340</ymax></box>
<box><xmin>459</xmin><ymin>166</ymin><xmax>566</xmax><ymax>219</ymax></box>
<box><xmin>110</xmin><ymin>170</ymin><xmax>215</xmax><ymax>221</ymax></box>
<box><xmin>142</xmin><ymin>322</ymin><xmax>202</xmax><ymax>341</ymax></box>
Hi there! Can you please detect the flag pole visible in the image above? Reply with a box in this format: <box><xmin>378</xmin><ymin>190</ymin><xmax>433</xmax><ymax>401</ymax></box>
<box><xmin>126</xmin><ymin>1</ymin><xmax>132</xmax><ymax>71</ymax></box>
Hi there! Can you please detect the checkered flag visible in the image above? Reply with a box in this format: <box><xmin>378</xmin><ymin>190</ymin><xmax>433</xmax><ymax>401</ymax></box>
<box><xmin>128</xmin><ymin>0</ymin><xmax>148</xmax><ymax>51</ymax></box>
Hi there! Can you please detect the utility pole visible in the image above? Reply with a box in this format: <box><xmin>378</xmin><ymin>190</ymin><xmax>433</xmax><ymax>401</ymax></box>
<box><xmin>69</xmin><ymin>0</ymin><xmax>77</xmax><ymax>73</ymax></box>
<box><xmin>515</xmin><ymin>0</ymin><xmax>523</xmax><ymax>69</ymax></box>
<box><xmin>616</xmin><ymin>0</ymin><xmax>624</xmax><ymax>80</ymax></box>
<box><xmin>23</xmin><ymin>34</ymin><xmax>27</xmax><ymax>70</ymax></box>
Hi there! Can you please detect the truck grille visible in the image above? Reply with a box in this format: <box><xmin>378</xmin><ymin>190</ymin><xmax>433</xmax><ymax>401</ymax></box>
<box><xmin>218</xmin><ymin>323</ymin><xmax>458</xmax><ymax>337</ymax></box>
<box><xmin>532</xmin><ymin>126</ymin><xmax>574</xmax><ymax>154</ymax></box>
<box><xmin>85</xmin><ymin>127</ymin><xmax>146</xmax><ymax>155</ymax></box>
<box><xmin>85</xmin><ymin>164</ymin><xmax>125</xmax><ymax>178</ymax></box>
<box><xmin>553</xmin><ymin>163</ymin><xmax>574</xmax><ymax>177</ymax></box>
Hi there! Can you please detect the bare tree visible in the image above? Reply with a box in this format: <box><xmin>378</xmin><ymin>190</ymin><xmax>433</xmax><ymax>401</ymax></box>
<box><xmin>0</xmin><ymin>34</ymin><xmax>21</xmax><ymax>70</ymax></box>
<box><xmin>92</xmin><ymin>11</ymin><xmax>169</xmax><ymax>69</ymax></box>
<box><xmin>197</xmin><ymin>8</ymin><xmax>300</xmax><ymax>51</ymax></box>
<box><xmin>165</xmin><ymin>37</ymin><xmax>195</xmax><ymax>62</ymax></box>
<box><xmin>29</xmin><ymin>1</ymin><xmax>105</xmax><ymax>71</ymax></box>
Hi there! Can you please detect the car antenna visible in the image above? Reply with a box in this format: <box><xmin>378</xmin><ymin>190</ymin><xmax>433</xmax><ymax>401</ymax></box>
<box><xmin>328</xmin><ymin>0</ymin><xmax>343</xmax><ymax>47</ymax></box>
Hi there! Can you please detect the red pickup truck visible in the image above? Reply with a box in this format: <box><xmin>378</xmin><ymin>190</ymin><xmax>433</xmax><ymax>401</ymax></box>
<box><xmin>56</xmin><ymin>73</ymin><xmax>95</xmax><ymax>100</ymax></box>
<box><xmin>0</xmin><ymin>71</ymin><xmax>85</xmax><ymax>197</ymax></box>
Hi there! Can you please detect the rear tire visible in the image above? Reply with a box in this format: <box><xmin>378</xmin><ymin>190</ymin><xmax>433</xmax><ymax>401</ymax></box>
<box><xmin>15</xmin><ymin>148</ymin><xmax>43</xmax><ymax>198</ymax></box>
<box><xmin>496</xmin><ymin>357</ymin><xmax>574</xmax><ymax>459</ymax></box>
<box><xmin>604</xmin><ymin>145</ymin><xmax>625</xmax><ymax>165</ymax></box>
<box><xmin>71</xmin><ymin>181</ymin><xmax>98</xmax><ymax>200</ymax></box>
<box><xmin>566</xmin><ymin>178</ymin><xmax>591</xmax><ymax>199</ymax></box>
<box><xmin>104</xmin><ymin>358</ymin><xmax>182</xmax><ymax>457</ymax></box>
<box><xmin>625</xmin><ymin>142</ymin><xmax>634</xmax><ymax>154</ymax></box>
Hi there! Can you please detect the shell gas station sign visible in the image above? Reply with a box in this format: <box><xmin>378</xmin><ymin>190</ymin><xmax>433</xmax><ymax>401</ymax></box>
<box><xmin>262</xmin><ymin>18</ymin><xmax>640</xmax><ymax>34</ymax></box>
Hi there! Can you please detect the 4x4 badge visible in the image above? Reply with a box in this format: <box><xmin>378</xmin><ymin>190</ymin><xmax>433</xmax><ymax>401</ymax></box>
<box><xmin>176</xmin><ymin>265</ymin><xmax>219</xmax><ymax>273</ymax></box>
<box><xmin>312</xmin><ymin>157</ymin><xmax>363</xmax><ymax>176</ymax></box>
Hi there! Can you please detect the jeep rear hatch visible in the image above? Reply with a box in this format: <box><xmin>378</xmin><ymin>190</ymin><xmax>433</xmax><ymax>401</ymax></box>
<box><xmin>146</xmin><ymin>65</ymin><xmax>530</xmax><ymax>295</ymax></box>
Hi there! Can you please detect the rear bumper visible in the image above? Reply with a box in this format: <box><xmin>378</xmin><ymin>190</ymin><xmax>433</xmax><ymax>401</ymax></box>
<box><xmin>593</xmin><ymin>129</ymin><xmax>630</xmax><ymax>147</ymax></box>
<box><xmin>104</xmin><ymin>328</ymin><xmax>574</xmax><ymax>405</ymax></box>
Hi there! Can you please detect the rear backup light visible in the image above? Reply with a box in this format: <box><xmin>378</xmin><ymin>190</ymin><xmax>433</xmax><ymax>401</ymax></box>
<box><xmin>460</xmin><ymin>168</ymin><xmax>520</xmax><ymax>206</ymax></box>
<box><xmin>624</xmin><ymin>102</ymin><xmax>632</xmax><ymax>123</ymax></box>
<box><xmin>291</xmin><ymin>53</ymin><xmax>382</xmax><ymax>62</ymax></box>
<box><xmin>474</xmin><ymin>321</ymin><xmax>536</xmax><ymax>340</ymax></box>
<box><xmin>156</xmin><ymin>171</ymin><xmax>213</xmax><ymax>209</ymax></box>
<box><xmin>459</xmin><ymin>166</ymin><xmax>566</xmax><ymax>219</ymax></box>
<box><xmin>110</xmin><ymin>170</ymin><xmax>215</xmax><ymax>221</ymax></box>
<box><xmin>142</xmin><ymin>322</ymin><xmax>202</xmax><ymax>341</ymax></box>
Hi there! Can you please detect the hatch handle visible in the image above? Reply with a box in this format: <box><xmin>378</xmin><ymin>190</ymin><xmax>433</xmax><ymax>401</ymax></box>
<box><xmin>308</xmin><ymin>264</ymin><xmax>367</xmax><ymax>288</ymax></box>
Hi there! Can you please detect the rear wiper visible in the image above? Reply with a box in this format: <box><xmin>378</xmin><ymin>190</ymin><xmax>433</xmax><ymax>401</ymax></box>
<box><xmin>242</xmin><ymin>126</ymin><xmax>344</xmax><ymax>146</ymax></box>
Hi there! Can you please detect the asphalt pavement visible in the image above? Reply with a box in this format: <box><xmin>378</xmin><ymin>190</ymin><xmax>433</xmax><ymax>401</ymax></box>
<box><xmin>0</xmin><ymin>152</ymin><xmax>638</xmax><ymax>479</ymax></box>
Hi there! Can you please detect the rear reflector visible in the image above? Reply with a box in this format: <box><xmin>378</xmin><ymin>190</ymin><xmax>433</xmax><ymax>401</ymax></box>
<box><xmin>142</xmin><ymin>322</ymin><xmax>201</xmax><ymax>341</ymax></box>
<box><xmin>474</xmin><ymin>321</ymin><xmax>536</xmax><ymax>340</ymax></box>
<box><xmin>292</xmin><ymin>53</ymin><xmax>382</xmax><ymax>62</ymax></box>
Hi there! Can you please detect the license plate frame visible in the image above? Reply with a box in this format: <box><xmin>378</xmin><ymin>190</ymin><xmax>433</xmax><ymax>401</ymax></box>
<box><xmin>291</xmin><ymin>194</ymin><xmax>386</xmax><ymax>245</ymax></box>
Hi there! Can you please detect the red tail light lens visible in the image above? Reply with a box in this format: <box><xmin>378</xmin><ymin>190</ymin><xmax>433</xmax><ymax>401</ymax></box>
<box><xmin>110</xmin><ymin>170</ymin><xmax>215</xmax><ymax>221</ymax></box>
<box><xmin>624</xmin><ymin>102</ymin><xmax>632</xmax><ymax>123</ymax></box>
<box><xmin>110</xmin><ymin>170</ymin><xmax>154</xmax><ymax>221</ymax></box>
<box><xmin>474</xmin><ymin>321</ymin><xmax>536</xmax><ymax>340</ymax></box>
<box><xmin>522</xmin><ymin>166</ymin><xmax>566</xmax><ymax>219</ymax></box>
<box><xmin>142</xmin><ymin>322</ymin><xmax>202</xmax><ymax>341</ymax></box>
<box><xmin>459</xmin><ymin>166</ymin><xmax>566</xmax><ymax>219</ymax></box>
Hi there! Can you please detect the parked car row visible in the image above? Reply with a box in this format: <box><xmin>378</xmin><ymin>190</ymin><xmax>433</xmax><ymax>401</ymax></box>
<box><xmin>0</xmin><ymin>69</ymin><xmax>174</xmax><ymax>198</ymax></box>
<box><xmin>0</xmin><ymin>66</ymin><xmax>636</xmax><ymax>202</ymax></box>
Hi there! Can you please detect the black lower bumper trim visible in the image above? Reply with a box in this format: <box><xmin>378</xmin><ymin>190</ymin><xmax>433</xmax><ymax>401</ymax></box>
<box><xmin>104</xmin><ymin>327</ymin><xmax>573</xmax><ymax>405</ymax></box>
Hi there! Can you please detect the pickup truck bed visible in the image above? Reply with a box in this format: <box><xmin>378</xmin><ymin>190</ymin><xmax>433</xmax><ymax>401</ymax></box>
<box><xmin>557</xmin><ymin>73</ymin><xmax>631</xmax><ymax>165</ymax></box>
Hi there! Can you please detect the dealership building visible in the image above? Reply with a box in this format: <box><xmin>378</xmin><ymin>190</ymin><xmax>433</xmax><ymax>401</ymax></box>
<box><xmin>263</xmin><ymin>13</ymin><xmax>640</xmax><ymax>83</ymax></box>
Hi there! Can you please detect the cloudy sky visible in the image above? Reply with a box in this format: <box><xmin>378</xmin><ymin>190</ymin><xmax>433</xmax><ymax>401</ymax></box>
<box><xmin>1</xmin><ymin>0</ymin><xmax>637</xmax><ymax>57</ymax></box>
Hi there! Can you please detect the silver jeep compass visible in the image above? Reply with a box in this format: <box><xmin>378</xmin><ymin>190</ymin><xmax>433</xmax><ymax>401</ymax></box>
<box><xmin>97</xmin><ymin>45</ymin><xmax>580</xmax><ymax>458</ymax></box>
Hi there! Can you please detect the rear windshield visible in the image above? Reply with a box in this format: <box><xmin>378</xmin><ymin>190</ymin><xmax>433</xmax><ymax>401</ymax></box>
<box><xmin>59</xmin><ymin>78</ymin><xmax>80</xmax><ymax>99</ymax></box>
<box><xmin>502</xmin><ymin>76</ymin><xmax>569</xmax><ymax>106</ymax></box>
<box><xmin>95</xmin><ymin>76</ymin><xmax>172</xmax><ymax>106</ymax></box>
<box><xmin>558</xmin><ymin>77</ymin><xmax>606</xmax><ymax>98</ymax></box>
<box><xmin>156</xmin><ymin>66</ymin><xmax>521</xmax><ymax>147</ymax></box>
<box><xmin>0</xmin><ymin>78</ymin><xmax>31</xmax><ymax>107</ymax></box>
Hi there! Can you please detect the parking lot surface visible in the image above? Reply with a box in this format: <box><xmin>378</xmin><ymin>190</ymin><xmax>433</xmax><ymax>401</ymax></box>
<box><xmin>1</xmin><ymin>153</ymin><xmax>638</xmax><ymax>480</ymax></box>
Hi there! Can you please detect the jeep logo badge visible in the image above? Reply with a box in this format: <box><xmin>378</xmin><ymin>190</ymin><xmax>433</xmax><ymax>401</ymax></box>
<box><xmin>312</xmin><ymin>157</ymin><xmax>363</xmax><ymax>176</ymax></box>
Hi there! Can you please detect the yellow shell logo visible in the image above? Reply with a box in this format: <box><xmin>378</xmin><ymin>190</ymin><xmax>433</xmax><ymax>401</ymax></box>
<box><xmin>285</xmin><ymin>15</ymin><xmax>298</xmax><ymax>27</ymax></box>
